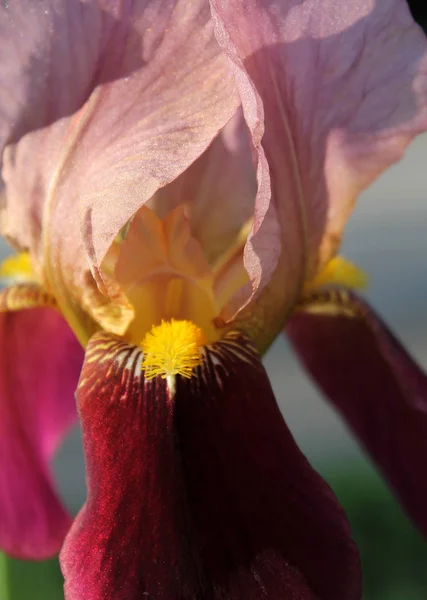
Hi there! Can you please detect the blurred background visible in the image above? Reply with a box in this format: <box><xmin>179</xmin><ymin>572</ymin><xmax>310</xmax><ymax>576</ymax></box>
<box><xmin>2</xmin><ymin>4</ymin><xmax>427</xmax><ymax>599</ymax></box>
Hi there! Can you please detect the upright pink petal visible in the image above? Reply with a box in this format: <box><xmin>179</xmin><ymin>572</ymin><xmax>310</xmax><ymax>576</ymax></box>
<box><xmin>209</xmin><ymin>0</ymin><xmax>427</xmax><ymax>342</ymax></box>
<box><xmin>0</xmin><ymin>1</ymin><xmax>239</xmax><ymax>337</ymax></box>
<box><xmin>0</xmin><ymin>305</ymin><xmax>83</xmax><ymax>558</ymax></box>
<box><xmin>61</xmin><ymin>331</ymin><xmax>360</xmax><ymax>599</ymax></box>
<box><xmin>288</xmin><ymin>290</ymin><xmax>427</xmax><ymax>537</ymax></box>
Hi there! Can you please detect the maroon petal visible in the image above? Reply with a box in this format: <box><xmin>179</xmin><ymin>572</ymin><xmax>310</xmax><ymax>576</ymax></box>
<box><xmin>287</xmin><ymin>290</ymin><xmax>427</xmax><ymax>537</ymax></box>
<box><xmin>61</xmin><ymin>331</ymin><xmax>360</xmax><ymax>599</ymax></box>
<box><xmin>0</xmin><ymin>306</ymin><xmax>83</xmax><ymax>558</ymax></box>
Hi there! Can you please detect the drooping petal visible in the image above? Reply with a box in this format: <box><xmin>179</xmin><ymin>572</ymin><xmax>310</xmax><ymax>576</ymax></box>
<box><xmin>61</xmin><ymin>331</ymin><xmax>360</xmax><ymax>600</ymax></box>
<box><xmin>0</xmin><ymin>0</ymin><xmax>239</xmax><ymax>340</ymax></box>
<box><xmin>209</xmin><ymin>0</ymin><xmax>427</xmax><ymax>347</ymax></box>
<box><xmin>287</xmin><ymin>289</ymin><xmax>427</xmax><ymax>537</ymax></box>
<box><xmin>0</xmin><ymin>300</ymin><xmax>83</xmax><ymax>558</ymax></box>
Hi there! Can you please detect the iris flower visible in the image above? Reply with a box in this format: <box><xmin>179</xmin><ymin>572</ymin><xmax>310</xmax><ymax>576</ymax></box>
<box><xmin>1</xmin><ymin>1</ymin><xmax>427</xmax><ymax>598</ymax></box>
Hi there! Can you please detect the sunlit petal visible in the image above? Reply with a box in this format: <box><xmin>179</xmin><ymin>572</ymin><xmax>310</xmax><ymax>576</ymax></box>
<box><xmin>150</xmin><ymin>110</ymin><xmax>256</xmax><ymax>265</ymax></box>
<box><xmin>210</xmin><ymin>0</ymin><xmax>427</xmax><ymax>345</ymax></box>
<box><xmin>1</xmin><ymin>0</ymin><xmax>239</xmax><ymax>340</ymax></box>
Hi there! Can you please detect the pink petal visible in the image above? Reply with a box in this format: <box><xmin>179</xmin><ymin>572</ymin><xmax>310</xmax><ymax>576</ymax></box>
<box><xmin>1</xmin><ymin>1</ymin><xmax>239</xmax><ymax>330</ymax></box>
<box><xmin>287</xmin><ymin>290</ymin><xmax>427</xmax><ymax>537</ymax></box>
<box><xmin>61</xmin><ymin>331</ymin><xmax>360</xmax><ymax>599</ymax></box>
<box><xmin>209</xmin><ymin>0</ymin><xmax>427</xmax><ymax>336</ymax></box>
<box><xmin>0</xmin><ymin>305</ymin><xmax>83</xmax><ymax>558</ymax></box>
<box><xmin>151</xmin><ymin>110</ymin><xmax>256</xmax><ymax>265</ymax></box>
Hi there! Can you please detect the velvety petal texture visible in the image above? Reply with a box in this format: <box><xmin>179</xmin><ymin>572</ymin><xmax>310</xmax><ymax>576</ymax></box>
<box><xmin>61</xmin><ymin>331</ymin><xmax>360</xmax><ymax>599</ymax></box>
<box><xmin>288</xmin><ymin>289</ymin><xmax>427</xmax><ymax>537</ymax></box>
<box><xmin>0</xmin><ymin>0</ymin><xmax>238</xmax><ymax>342</ymax></box>
<box><xmin>0</xmin><ymin>304</ymin><xmax>83</xmax><ymax>558</ymax></box>
<box><xmin>209</xmin><ymin>0</ymin><xmax>427</xmax><ymax>346</ymax></box>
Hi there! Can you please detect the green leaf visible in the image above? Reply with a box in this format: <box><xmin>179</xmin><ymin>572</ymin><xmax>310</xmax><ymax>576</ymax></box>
<box><xmin>0</xmin><ymin>553</ymin><xmax>11</xmax><ymax>600</ymax></box>
<box><xmin>0</xmin><ymin>554</ymin><xmax>63</xmax><ymax>600</ymax></box>
<box><xmin>324</xmin><ymin>459</ymin><xmax>427</xmax><ymax>600</ymax></box>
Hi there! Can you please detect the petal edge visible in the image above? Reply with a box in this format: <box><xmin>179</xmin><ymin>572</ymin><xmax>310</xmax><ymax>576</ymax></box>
<box><xmin>288</xmin><ymin>289</ymin><xmax>427</xmax><ymax>537</ymax></box>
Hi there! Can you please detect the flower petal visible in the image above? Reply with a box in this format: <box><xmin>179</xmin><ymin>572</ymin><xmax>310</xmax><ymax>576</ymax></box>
<box><xmin>150</xmin><ymin>110</ymin><xmax>256</xmax><ymax>265</ymax></box>
<box><xmin>0</xmin><ymin>303</ymin><xmax>83</xmax><ymax>558</ymax></box>
<box><xmin>287</xmin><ymin>289</ymin><xmax>427</xmax><ymax>537</ymax></box>
<box><xmin>110</xmin><ymin>206</ymin><xmax>219</xmax><ymax>343</ymax></box>
<box><xmin>209</xmin><ymin>0</ymin><xmax>427</xmax><ymax>346</ymax></box>
<box><xmin>61</xmin><ymin>331</ymin><xmax>360</xmax><ymax>599</ymax></box>
<box><xmin>0</xmin><ymin>282</ymin><xmax>57</xmax><ymax>312</ymax></box>
<box><xmin>1</xmin><ymin>0</ymin><xmax>239</xmax><ymax>338</ymax></box>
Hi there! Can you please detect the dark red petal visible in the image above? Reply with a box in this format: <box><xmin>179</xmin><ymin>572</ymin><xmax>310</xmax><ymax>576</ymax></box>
<box><xmin>61</xmin><ymin>331</ymin><xmax>360</xmax><ymax>600</ymax></box>
<box><xmin>0</xmin><ymin>306</ymin><xmax>83</xmax><ymax>558</ymax></box>
<box><xmin>287</xmin><ymin>289</ymin><xmax>427</xmax><ymax>537</ymax></box>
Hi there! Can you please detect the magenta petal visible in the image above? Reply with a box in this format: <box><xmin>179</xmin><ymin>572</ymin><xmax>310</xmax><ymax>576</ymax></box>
<box><xmin>0</xmin><ymin>306</ymin><xmax>83</xmax><ymax>558</ymax></box>
<box><xmin>287</xmin><ymin>290</ymin><xmax>427</xmax><ymax>537</ymax></box>
<box><xmin>61</xmin><ymin>332</ymin><xmax>360</xmax><ymax>600</ymax></box>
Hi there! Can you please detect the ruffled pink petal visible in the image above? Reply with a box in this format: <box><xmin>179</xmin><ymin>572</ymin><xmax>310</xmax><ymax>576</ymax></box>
<box><xmin>209</xmin><ymin>0</ymin><xmax>427</xmax><ymax>330</ymax></box>
<box><xmin>0</xmin><ymin>1</ymin><xmax>239</xmax><ymax>330</ymax></box>
<box><xmin>0</xmin><ymin>305</ymin><xmax>83</xmax><ymax>558</ymax></box>
<box><xmin>61</xmin><ymin>331</ymin><xmax>360</xmax><ymax>599</ymax></box>
<box><xmin>287</xmin><ymin>290</ymin><xmax>427</xmax><ymax>537</ymax></box>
